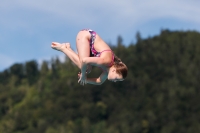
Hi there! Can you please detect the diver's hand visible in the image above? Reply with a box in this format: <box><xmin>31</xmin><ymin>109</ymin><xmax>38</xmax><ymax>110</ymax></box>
<box><xmin>86</xmin><ymin>65</ymin><xmax>92</xmax><ymax>74</ymax></box>
<box><xmin>78</xmin><ymin>72</ymin><xmax>87</xmax><ymax>86</ymax></box>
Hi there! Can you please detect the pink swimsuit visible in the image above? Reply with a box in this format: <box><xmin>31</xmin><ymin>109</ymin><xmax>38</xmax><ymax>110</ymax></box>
<box><xmin>81</xmin><ymin>29</ymin><xmax>114</xmax><ymax>67</ymax></box>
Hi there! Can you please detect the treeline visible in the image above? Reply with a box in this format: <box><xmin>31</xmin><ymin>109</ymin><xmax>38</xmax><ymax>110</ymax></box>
<box><xmin>0</xmin><ymin>29</ymin><xmax>200</xmax><ymax>133</ymax></box>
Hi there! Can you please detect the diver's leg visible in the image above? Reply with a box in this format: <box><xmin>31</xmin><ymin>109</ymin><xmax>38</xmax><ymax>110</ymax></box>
<box><xmin>76</xmin><ymin>30</ymin><xmax>91</xmax><ymax>63</ymax></box>
<box><xmin>51</xmin><ymin>42</ymin><xmax>81</xmax><ymax>69</ymax></box>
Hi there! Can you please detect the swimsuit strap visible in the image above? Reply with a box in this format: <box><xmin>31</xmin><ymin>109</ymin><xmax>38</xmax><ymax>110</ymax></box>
<box><xmin>99</xmin><ymin>50</ymin><xmax>114</xmax><ymax>67</ymax></box>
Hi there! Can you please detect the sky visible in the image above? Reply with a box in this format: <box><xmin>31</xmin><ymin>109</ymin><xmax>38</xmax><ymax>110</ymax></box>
<box><xmin>0</xmin><ymin>0</ymin><xmax>200</xmax><ymax>71</ymax></box>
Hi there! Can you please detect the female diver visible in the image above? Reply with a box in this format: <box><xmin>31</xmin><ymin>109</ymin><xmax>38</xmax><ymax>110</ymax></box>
<box><xmin>51</xmin><ymin>29</ymin><xmax>128</xmax><ymax>85</ymax></box>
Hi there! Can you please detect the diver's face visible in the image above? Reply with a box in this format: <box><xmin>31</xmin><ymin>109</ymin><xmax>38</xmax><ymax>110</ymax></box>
<box><xmin>107</xmin><ymin>67</ymin><xmax>124</xmax><ymax>82</ymax></box>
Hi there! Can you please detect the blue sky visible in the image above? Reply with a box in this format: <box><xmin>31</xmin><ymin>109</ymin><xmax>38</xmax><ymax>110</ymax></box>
<box><xmin>0</xmin><ymin>0</ymin><xmax>200</xmax><ymax>71</ymax></box>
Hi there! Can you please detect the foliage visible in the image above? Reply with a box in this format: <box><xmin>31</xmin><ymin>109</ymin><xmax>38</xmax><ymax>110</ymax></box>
<box><xmin>0</xmin><ymin>29</ymin><xmax>200</xmax><ymax>133</ymax></box>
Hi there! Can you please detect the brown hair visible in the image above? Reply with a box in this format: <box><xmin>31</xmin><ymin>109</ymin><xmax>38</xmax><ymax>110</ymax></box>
<box><xmin>113</xmin><ymin>55</ymin><xmax>128</xmax><ymax>79</ymax></box>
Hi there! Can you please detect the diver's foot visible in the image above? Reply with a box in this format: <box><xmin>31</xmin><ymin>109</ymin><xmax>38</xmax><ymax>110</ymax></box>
<box><xmin>64</xmin><ymin>43</ymin><xmax>71</xmax><ymax>49</ymax></box>
<box><xmin>51</xmin><ymin>42</ymin><xmax>67</xmax><ymax>51</ymax></box>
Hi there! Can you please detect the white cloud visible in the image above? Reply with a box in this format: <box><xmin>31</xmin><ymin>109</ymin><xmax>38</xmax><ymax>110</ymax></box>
<box><xmin>1</xmin><ymin>0</ymin><xmax>200</xmax><ymax>32</ymax></box>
